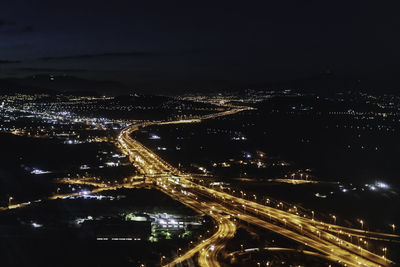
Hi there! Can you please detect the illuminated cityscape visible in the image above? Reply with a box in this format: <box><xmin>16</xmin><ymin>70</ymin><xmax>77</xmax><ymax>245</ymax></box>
<box><xmin>1</xmin><ymin>1</ymin><xmax>400</xmax><ymax>267</ymax></box>
<box><xmin>0</xmin><ymin>90</ymin><xmax>399</xmax><ymax>266</ymax></box>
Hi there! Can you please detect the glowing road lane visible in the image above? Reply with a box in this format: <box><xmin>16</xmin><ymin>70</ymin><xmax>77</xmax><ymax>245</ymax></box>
<box><xmin>197</xmin><ymin>217</ymin><xmax>236</xmax><ymax>267</ymax></box>
<box><xmin>161</xmin><ymin>192</ymin><xmax>236</xmax><ymax>267</ymax></box>
<box><xmin>1</xmin><ymin>180</ymin><xmax>145</xmax><ymax>211</ymax></box>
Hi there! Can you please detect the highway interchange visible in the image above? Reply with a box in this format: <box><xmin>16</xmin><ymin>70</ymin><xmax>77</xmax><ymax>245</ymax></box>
<box><xmin>117</xmin><ymin>107</ymin><xmax>398</xmax><ymax>267</ymax></box>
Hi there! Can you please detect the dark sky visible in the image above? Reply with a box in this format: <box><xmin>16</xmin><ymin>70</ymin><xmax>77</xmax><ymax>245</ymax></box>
<box><xmin>0</xmin><ymin>1</ymin><xmax>399</xmax><ymax>91</ymax></box>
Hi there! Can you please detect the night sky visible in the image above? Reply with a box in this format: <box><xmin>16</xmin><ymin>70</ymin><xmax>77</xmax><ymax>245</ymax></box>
<box><xmin>0</xmin><ymin>1</ymin><xmax>399</xmax><ymax>91</ymax></box>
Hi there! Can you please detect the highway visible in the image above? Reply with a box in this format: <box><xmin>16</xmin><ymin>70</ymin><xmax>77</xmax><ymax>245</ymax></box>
<box><xmin>117</xmin><ymin>106</ymin><xmax>397</xmax><ymax>267</ymax></box>
<box><xmin>231</xmin><ymin>246</ymin><xmax>343</xmax><ymax>263</ymax></box>
<box><xmin>197</xmin><ymin>217</ymin><xmax>236</xmax><ymax>267</ymax></box>
<box><xmin>1</xmin><ymin>179</ymin><xmax>145</xmax><ymax>211</ymax></box>
<box><xmin>167</xmin><ymin>182</ymin><xmax>388</xmax><ymax>267</ymax></box>
<box><xmin>188</xmin><ymin>185</ymin><xmax>396</xmax><ymax>266</ymax></box>
<box><xmin>157</xmin><ymin>180</ymin><xmax>236</xmax><ymax>267</ymax></box>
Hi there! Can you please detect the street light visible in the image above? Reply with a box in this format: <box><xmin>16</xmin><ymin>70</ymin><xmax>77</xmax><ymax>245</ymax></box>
<box><xmin>332</xmin><ymin>215</ymin><xmax>336</xmax><ymax>224</ymax></box>
<box><xmin>8</xmin><ymin>196</ymin><xmax>13</xmax><ymax>207</ymax></box>
<box><xmin>382</xmin><ymin>247</ymin><xmax>387</xmax><ymax>261</ymax></box>
<box><xmin>160</xmin><ymin>255</ymin><xmax>166</xmax><ymax>266</ymax></box>
<box><xmin>391</xmin><ymin>224</ymin><xmax>395</xmax><ymax>233</ymax></box>
<box><xmin>359</xmin><ymin>219</ymin><xmax>364</xmax><ymax>230</ymax></box>
<box><xmin>348</xmin><ymin>234</ymin><xmax>352</xmax><ymax>243</ymax></box>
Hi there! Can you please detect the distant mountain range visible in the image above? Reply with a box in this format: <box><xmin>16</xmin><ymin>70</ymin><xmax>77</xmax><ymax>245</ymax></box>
<box><xmin>0</xmin><ymin>72</ymin><xmax>398</xmax><ymax>95</ymax></box>
<box><xmin>245</xmin><ymin>71</ymin><xmax>399</xmax><ymax>95</ymax></box>
<box><xmin>0</xmin><ymin>74</ymin><xmax>132</xmax><ymax>95</ymax></box>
